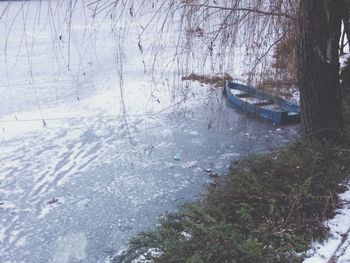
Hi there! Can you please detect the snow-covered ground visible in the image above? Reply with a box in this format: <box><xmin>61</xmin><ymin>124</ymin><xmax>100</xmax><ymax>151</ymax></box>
<box><xmin>0</xmin><ymin>1</ymin><xmax>298</xmax><ymax>262</ymax></box>
<box><xmin>303</xmin><ymin>185</ymin><xmax>350</xmax><ymax>263</ymax></box>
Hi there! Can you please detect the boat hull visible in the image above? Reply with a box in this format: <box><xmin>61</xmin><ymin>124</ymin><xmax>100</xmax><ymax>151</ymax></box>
<box><xmin>225</xmin><ymin>81</ymin><xmax>301</xmax><ymax>125</ymax></box>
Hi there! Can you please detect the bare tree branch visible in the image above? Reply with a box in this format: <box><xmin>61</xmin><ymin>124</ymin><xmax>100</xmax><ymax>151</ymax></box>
<box><xmin>185</xmin><ymin>4</ymin><xmax>295</xmax><ymax>20</ymax></box>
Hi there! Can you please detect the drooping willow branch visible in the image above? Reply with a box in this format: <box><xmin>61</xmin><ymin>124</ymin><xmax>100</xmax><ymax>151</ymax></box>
<box><xmin>185</xmin><ymin>4</ymin><xmax>295</xmax><ymax>20</ymax></box>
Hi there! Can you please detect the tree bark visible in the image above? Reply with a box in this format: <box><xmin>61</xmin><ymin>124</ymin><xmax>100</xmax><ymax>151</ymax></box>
<box><xmin>297</xmin><ymin>0</ymin><xmax>343</xmax><ymax>142</ymax></box>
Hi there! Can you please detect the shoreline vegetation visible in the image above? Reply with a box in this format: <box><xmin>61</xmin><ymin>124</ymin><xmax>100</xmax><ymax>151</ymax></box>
<box><xmin>114</xmin><ymin>62</ymin><xmax>350</xmax><ymax>263</ymax></box>
<box><xmin>117</xmin><ymin>142</ymin><xmax>350</xmax><ymax>263</ymax></box>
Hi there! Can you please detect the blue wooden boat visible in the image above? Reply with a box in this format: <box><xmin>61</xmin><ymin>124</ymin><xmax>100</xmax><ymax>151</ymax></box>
<box><xmin>224</xmin><ymin>81</ymin><xmax>301</xmax><ymax>125</ymax></box>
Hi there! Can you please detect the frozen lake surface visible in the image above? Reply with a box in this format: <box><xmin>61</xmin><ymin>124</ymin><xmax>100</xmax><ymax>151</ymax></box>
<box><xmin>0</xmin><ymin>1</ymin><xmax>298</xmax><ymax>262</ymax></box>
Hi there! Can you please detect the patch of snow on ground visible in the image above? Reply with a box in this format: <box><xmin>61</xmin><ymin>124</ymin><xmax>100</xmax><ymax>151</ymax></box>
<box><xmin>340</xmin><ymin>53</ymin><xmax>350</xmax><ymax>69</ymax></box>
<box><xmin>303</xmin><ymin>184</ymin><xmax>350</xmax><ymax>263</ymax></box>
<box><xmin>292</xmin><ymin>90</ymin><xmax>300</xmax><ymax>104</ymax></box>
<box><xmin>131</xmin><ymin>248</ymin><xmax>163</xmax><ymax>263</ymax></box>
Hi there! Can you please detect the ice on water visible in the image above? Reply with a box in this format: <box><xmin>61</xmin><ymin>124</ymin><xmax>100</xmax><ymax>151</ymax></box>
<box><xmin>0</xmin><ymin>1</ymin><xmax>298</xmax><ymax>262</ymax></box>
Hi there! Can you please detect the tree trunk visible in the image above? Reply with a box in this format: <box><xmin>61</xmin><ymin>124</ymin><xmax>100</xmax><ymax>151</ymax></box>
<box><xmin>297</xmin><ymin>0</ymin><xmax>343</xmax><ymax>142</ymax></box>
